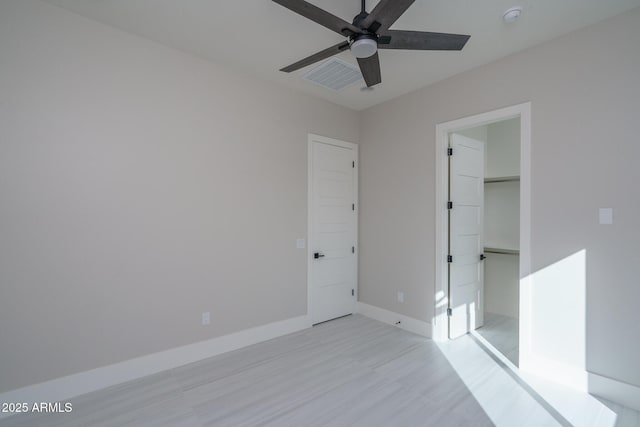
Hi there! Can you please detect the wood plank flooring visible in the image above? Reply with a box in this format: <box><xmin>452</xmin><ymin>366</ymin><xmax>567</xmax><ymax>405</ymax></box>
<box><xmin>4</xmin><ymin>314</ymin><xmax>639</xmax><ymax>427</ymax></box>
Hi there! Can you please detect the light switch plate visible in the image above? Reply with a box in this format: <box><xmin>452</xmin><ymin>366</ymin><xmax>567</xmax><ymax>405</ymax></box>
<box><xmin>202</xmin><ymin>312</ymin><xmax>210</xmax><ymax>326</ymax></box>
<box><xmin>296</xmin><ymin>239</ymin><xmax>305</xmax><ymax>249</ymax></box>
<box><xmin>397</xmin><ymin>291</ymin><xmax>404</xmax><ymax>304</ymax></box>
<box><xmin>599</xmin><ymin>208</ymin><xmax>613</xmax><ymax>225</ymax></box>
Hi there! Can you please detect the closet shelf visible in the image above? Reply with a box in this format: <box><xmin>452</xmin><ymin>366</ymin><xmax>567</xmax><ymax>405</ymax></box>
<box><xmin>484</xmin><ymin>176</ymin><xmax>520</xmax><ymax>183</ymax></box>
<box><xmin>484</xmin><ymin>247</ymin><xmax>520</xmax><ymax>255</ymax></box>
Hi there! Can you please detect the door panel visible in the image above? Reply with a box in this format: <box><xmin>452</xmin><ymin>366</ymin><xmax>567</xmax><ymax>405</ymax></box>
<box><xmin>454</xmin><ymin>205</ymin><xmax>482</xmax><ymax>236</ymax></box>
<box><xmin>449</xmin><ymin>134</ymin><xmax>485</xmax><ymax>339</ymax></box>
<box><xmin>310</xmin><ymin>137</ymin><xmax>357</xmax><ymax>324</ymax></box>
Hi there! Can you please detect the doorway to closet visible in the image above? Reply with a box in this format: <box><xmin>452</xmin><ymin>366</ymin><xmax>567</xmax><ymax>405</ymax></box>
<box><xmin>433</xmin><ymin>103</ymin><xmax>531</xmax><ymax>370</ymax></box>
<box><xmin>452</xmin><ymin>118</ymin><xmax>521</xmax><ymax>365</ymax></box>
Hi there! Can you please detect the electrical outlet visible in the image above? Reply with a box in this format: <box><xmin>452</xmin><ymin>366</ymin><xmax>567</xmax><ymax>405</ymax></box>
<box><xmin>296</xmin><ymin>238</ymin><xmax>305</xmax><ymax>249</ymax></box>
<box><xmin>397</xmin><ymin>291</ymin><xmax>404</xmax><ymax>303</ymax></box>
<box><xmin>202</xmin><ymin>312</ymin><xmax>210</xmax><ymax>326</ymax></box>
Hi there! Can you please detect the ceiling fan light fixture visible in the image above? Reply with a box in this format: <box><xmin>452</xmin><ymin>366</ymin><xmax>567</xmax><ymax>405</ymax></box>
<box><xmin>350</xmin><ymin>35</ymin><xmax>377</xmax><ymax>59</ymax></box>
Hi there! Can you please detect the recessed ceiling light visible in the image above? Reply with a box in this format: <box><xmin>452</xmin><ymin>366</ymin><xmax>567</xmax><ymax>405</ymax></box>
<box><xmin>503</xmin><ymin>7</ymin><xmax>523</xmax><ymax>23</ymax></box>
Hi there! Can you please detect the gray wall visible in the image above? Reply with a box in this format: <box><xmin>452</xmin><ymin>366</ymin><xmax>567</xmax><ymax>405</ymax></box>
<box><xmin>359</xmin><ymin>8</ymin><xmax>640</xmax><ymax>387</ymax></box>
<box><xmin>0</xmin><ymin>0</ymin><xmax>358</xmax><ymax>392</ymax></box>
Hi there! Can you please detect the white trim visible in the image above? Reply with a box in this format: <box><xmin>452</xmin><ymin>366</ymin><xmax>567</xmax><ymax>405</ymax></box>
<box><xmin>433</xmin><ymin>102</ymin><xmax>532</xmax><ymax>345</ymax></box>
<box><xmin>517</xmin><ymin>103</ymin><xmax>534</xmax><ymax>371</ymax></box>
<box><xmin>307</xmin><ymin>133</ymin><xmax>357</xmax><ymax>151</ymax></box>
<box><xmin>588</xmin><ymin>373</ymin><xmax>640</xmax><ymax>412</ymax></box>
<box><xmin>307</xmin><ymin>134</ymin><xmax>358</xmax><ymax>325</ymax></box>
<box><xmin>357</xmin><ymin>302</ymin><xmax>431</xmax><ymax>338</ymax></box>
<box><xmin>0</xmin><ymin>314</ymin><xmax>311</xmax><ymax>418</ymax></box>
<box><xmin>307</xmin><ymin>136</ymin><xmax>313</xmax><ymax>324</ymax></box>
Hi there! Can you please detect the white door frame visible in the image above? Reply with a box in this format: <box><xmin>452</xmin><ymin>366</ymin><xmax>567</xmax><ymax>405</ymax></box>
<box><xmin>307</xmin><ymin>134</ymin><xmax>358</xmax><ymax>324</ymax></box>
<box><xmin>433</xmin><ymin>103</ymin><xmax>532</xmax><ymax>359</ymax></box>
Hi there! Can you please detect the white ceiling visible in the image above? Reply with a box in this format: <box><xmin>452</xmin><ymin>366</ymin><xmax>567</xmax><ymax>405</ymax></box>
<box><xmin>43</xmin><ymin>0</ymin><xmax>640</xmax><ymax>110</ymax></box>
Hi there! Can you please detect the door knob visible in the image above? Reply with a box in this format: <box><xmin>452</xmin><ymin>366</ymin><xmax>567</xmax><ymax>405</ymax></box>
<box><xmin>480</xmin><ymin>254</ymin><xmax>486</xmax><ymax>261</ymax></box>
<box><xmin>314</xmin><ymin>252</ymin><xmax>325</xmax><ymax>259</ymax></box>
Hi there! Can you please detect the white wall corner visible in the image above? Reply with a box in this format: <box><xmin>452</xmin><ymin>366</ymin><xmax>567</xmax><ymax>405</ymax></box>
<box><xmin>0</xmin><ymin>314</ymin><xmax>312</xmax><ymax>419</ymax></box>
<box><xmin>357</xmin><ymin>302</ymin><xmax>432</xmax><ymax>338</ymax></box>
<box><xmin>588</xmin><ymin>372</ymin><xmax>640</xmax><ymax>412</ymax></box>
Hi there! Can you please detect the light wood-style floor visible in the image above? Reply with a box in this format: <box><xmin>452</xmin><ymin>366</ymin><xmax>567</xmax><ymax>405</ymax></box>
<box><xmin>5</xmin><ymin>315</ymin><xmax>639</xmax><ymax>427</ymax></box>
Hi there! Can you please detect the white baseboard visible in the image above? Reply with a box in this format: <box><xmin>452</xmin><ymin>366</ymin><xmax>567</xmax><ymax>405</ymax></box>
<box><xmin>357</xmin><ymin>302</ymin><xmax>431</xmax><ymax>338</ymax></box>
<box><xmin>0</xmin><ymin>314</ymin><xmax>311</xmax><ymax>418</ymax></box>
<box><xmin>588</xmin><ymin>372</ymin><xmax>640</xmax><ymax>412</ymax></box>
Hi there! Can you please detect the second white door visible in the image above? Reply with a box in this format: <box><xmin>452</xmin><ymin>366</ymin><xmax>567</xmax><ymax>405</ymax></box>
<box><xmin>309</xmin><ymin>135</ymin><xmax>357</xmax><ymax>325</ymax></box>
<box><xmin>449</xmin><ymin>133</ymin><xmax>485</xmax><ymax>339</ymax></box>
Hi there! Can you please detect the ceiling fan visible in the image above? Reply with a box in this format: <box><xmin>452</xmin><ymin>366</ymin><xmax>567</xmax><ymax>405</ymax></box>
<box><xmin>272</xmin><ymin>0</ymin><xmax>470</xmax><ymax>87</ymax></box>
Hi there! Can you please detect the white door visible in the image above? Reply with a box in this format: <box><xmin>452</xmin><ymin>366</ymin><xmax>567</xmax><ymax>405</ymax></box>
<box><xmin>309</xmin><ymin>135</ymin><xmax>357</xmax><ymax>325</ymax></box>
<box><xmin>449</xmin><ymin>133</ymin><xmax>485</xmax><ymax>339</ymax></box>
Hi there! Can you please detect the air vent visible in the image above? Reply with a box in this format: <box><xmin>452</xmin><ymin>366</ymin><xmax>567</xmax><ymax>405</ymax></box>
<box><xmin>302</xmin><ymin>58</ymin><xmax>362</xmax><ymax>91</ymax></box>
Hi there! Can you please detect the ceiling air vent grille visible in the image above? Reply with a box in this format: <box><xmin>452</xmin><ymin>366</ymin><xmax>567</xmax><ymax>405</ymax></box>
<box><xmin>302</xmin><ymin>58</ymin><xmax>362</xmax><ymax>91</ymax></box>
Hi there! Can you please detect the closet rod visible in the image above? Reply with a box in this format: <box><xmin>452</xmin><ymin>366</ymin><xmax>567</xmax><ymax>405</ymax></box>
<box><xmin>484</xmin><ymin>247</ymin><xmax>520</xmax><ymax>255</ymax></box>
<box><xmin>484</xmin><ymin>176</ymin><xmax>520</xmax><ymax>183</ymax></box>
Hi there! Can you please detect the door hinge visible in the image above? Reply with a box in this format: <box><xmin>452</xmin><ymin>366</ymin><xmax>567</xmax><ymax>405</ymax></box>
<box><xmin>447</xmin><ymin>147</ymin><xmax>453</xmax><ymax>156</ymax></box>
<box><xmin>352</xmin><ymin>203</ymin><xmax>355</xmax><ymax>211</ymax></box>
<box><xmin>352</xmin><ymin>161</ymin><xmax>355</xmax><ymax>168</ymax></box>
<box><xmin>447</xmin><ymin>201</ymin><xmax>453</xmax><ymax>210</ymax></box>
<box><xmin>447</xmin><ymin>255</ymin><xmax>453</xmax><ymax>263</ymax></box>
<box><xmin>352</xmin><ymin>289</ymin><xmax>355</xmax><ymax>296</ymax></box>
<box><xmin>352</xmin><ymin>246</ymin><xmax>355</xmax><ymax>254</ymax></box>
<box><xmin>447</xmin><ymin>307</ymin><xmax>453</xmax><ymax>317</ymax></box>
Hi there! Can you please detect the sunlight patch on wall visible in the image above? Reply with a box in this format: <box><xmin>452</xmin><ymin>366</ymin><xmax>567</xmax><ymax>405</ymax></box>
<box><xmin>520</xmin><ymin>249</ymin><xmax>587</xmax><ymax>390</ymax></box>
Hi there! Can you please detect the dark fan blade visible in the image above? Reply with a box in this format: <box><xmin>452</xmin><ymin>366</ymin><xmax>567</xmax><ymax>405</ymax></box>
<box><xmin>378</xmin><ymin>30</ymin><xmax>470</xmax><ymax>51</ymax></box>
<box><xmin>357</xmin><ymin>52</ymin><xmax>382</xmax><ymax>87</ymax></box>
<box><xmin>272</xmin><ymin>0</ymin><xmax>362</xmax><ymax>36</ymax></box>
<box><xmin>360</xmin><ymin>0</ymin><xmax>415</xmax><ymax>33</ymax></box>
<box><xmin>280</xmin><ymin>41</ymin><xmax>350</xmax><ymax>72</ymax></box>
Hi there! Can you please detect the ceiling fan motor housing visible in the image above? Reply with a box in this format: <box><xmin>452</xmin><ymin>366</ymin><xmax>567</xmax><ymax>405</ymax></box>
<box><xmin>352</xmin><ymin>10</ymin><xmax>369</xmax><ymax>28</ymax></box>
<box><xmin>350</xmin><ymin>33</ymin><xmax>378</xmax><ymax>58</ymax></box>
